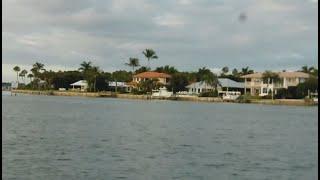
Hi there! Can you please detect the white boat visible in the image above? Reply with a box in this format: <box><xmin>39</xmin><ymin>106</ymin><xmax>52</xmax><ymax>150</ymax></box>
<box><xmin>310</xmin><ymin>92</ymin><xmax>318</xmax><ymax>104</ymax></box>
<box><xmin>222</xmin><ymin>91</ymin><xmax>241</xmax><ymax>101</ymax></box>
<box><xmin>152</xmin><ymin>87</ymin><xmax>173</xmax><ymax>98</ymax></box>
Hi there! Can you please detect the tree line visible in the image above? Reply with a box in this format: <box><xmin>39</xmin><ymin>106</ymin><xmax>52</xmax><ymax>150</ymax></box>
<box><xmin>12</xmin><ymin>48</ymin><xmax>318</xmax><ymax>97</ymax></box>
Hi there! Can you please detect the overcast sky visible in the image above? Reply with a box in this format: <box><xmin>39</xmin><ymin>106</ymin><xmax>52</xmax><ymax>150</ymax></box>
<box><xmin>3</xmin><ymin>0</ymin><xmax>318</xmax><ymax>82</ymax></box>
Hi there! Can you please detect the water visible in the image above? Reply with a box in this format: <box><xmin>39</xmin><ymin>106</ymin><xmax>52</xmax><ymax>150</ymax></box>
<box><xmin>2</xmin><ymin>92</ymin><xmax>318</xmax><ymax>180</ymax></box>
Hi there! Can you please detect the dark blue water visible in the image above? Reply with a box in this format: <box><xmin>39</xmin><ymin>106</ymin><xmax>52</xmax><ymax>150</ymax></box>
<box><xmin>2</xmin><ymin>92</ymin><xmax>318</xmax><ymax>179</ymax></box>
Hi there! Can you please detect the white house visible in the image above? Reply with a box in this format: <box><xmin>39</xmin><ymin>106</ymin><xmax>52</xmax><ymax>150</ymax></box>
<box><xmin>241</xmin><ymin>71</ymin><xmax>311</xmax><ymax>96</ymax></box>
<box><xmin>108</xmin><ymin>81</ymin><xmax>132</xmax><ymax>92</ymax></box>
<box><xmin>70</xmin><ymin>80</ymin><xmax>88</xmax><ymax>91</ymax></box>
<box><xmin>186</xmin><ymin>78</ymin><xmax>245</xmax><ymax>95</ymax></box>
<box><xmin>186</xmin><ymin>81</ymin><xmax>215</xmax><ymax>94</ymax></box>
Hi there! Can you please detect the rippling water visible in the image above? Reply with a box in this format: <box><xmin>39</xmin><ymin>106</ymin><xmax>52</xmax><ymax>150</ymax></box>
<box><xmin>2</xmin><ymin>92</ymin><xmax>318</xmax><ymax>180</ymax></box>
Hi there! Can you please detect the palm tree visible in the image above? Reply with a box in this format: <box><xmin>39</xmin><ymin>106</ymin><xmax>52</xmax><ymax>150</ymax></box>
<box><xmin>27</xmin><ymin>74</ymin><xmax>34</xmax><ymax>82</ymax></box>
<box><xmin>79</xmin><ymin>61</ymin><xmax>92</xmax><ymax>72</ymax></box>
<box><xmin>221</xmin><ymin>66</ymin><xmax>229</xmax><ymax>75</ymax></box>
<box><xmin>19</xmin><ymin>69</ymin><xmax>28</xmax><ymax>84</ymax></box>
<box><xmin>13</xmin><ymin>66</ymin><xmax>21</xmax><ymax>82</ymax></box>
<box><xmin>125</xmin><ymin>58</ymin><xmax>140</xmax><ymax>72</ymax></box>
<box><xmin>84</xmin><ymin>66</ymin><xmax>100</xmax><ymax>92</ymax></box>
<box><xmin>142</xmin><ymin>49</ymin><xmax>158</xmax><ymax>69</ymax></box>
<box><xmin>262</xmin><ymin>71</ymin><xmax>281</xmax><ymax>100</ymax></box>
<box><xmin>240</xmin><ymin>66</ymin><xmax>254</xmax><ymax>76</ymax></box>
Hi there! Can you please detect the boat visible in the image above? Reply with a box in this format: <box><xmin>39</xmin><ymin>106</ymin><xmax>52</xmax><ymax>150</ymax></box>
<box><xmin>151</xmin><ymin>87</ymin><xmax>173</xmax><ymax>98</ymax></box>
<box><xmin>310</xmin><ymin>92</ymin><xmax>318</xmax><ymax>104</ymax></box>
<box><xmin>221</xmin><ymin>91</ymin><xmax>241</xmax><ymax>101</ymax></box>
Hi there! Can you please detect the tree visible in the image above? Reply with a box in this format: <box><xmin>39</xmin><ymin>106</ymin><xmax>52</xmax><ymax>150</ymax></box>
<box><xmin>135</xmin><ymin>66</ymin><xmax>151</xmax><ymax>74</ymax></box>
<box><xmin>13</xmin><ymin>66</ymin><xmax>21</xmax><ymax>82</ymax></box>
<box><xmin>167</xmin><ymin>73</ymin><xmax>189</xmax><ymax>93</ymax></box>
<box><xmin>142</xmin><ymin>49</ymin><xmax>158</xmax><ymax>69</ymax></box>
<box><xmin>125</xmin><ymin>58</ymin><xmax>140</xmax><ymax>72</ymax></box>
<box><xmin>155</xmin><ymin>65</ymin><xmax>178</xmax><ymax>74</ymax></box>
<box><xmin>296</xmin><ymin>77</ymin><xmax>318</xmax><ymax>98</ymax></box>
<box><xmin>19</xmin><ymin>69</ymin><xmax>28</xmax><ymax>84</ymax></box>
<box><xmin>221</xmin><ymin>66</ymin><xmax>229</xmax><ymax>75</ymax></box>
<box><xmin>79</xmin><ymin>61</ymin><xmax>93</xmax><ymax>72</ymax></box>
<box><xmin>139</xmin><ymin>79</ymin><xmax>159</xmax><ymax>93</ymax></box>
<box><xmin>196</xmin><ymin>67</ymin><xmax>219</xmax><ymax>92</ymax></box>
<box><xmin>262</xmin><ymin>71</ymin><xmax>281</xmax><ymax>100</ymax></box>
<box><xmin>300</xmin><ymin>66</ymin><xmax>318</xmax><ymax>78</ymax></box>
<box><xmin>240</xmin><ymin>66</ymin><xmax>254</xmax><ymax>76</ymax></box>
<box><xmin>85</xmin><ymin>66</ymin><xmax>101</xmax><ymax>92</ymax></box>
<box><xmin>27</xmin><ymin>74</ymin><xmax>34</xmax><ymax>82</ymax></box>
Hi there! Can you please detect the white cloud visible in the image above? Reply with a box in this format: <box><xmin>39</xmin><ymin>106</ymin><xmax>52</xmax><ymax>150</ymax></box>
<box><xmin>153</xmin><ymin>14</ymin><xmax>186</xmax><ymax>27</ymax></box>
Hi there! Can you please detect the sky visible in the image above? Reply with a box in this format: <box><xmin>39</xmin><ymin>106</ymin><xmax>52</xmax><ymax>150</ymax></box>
<box><xmin>2</xmin><ymin>0</ymin><xmax>318</xmax><ymax>82</ymax></box>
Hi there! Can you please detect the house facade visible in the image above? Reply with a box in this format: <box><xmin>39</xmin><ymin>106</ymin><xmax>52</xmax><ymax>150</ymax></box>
<box><xmin>241</xmin><ymin>72</ymin><xmax>310</xmax><ymax>96</ymax></box>
<box><xmin>186</xmin><ymin>78</ymin><xmax>245</xmax><ymax>95</ymax></box>
<box><xmin>132</xmin><ymin>71</ymin><xmax>172</xmax><ymax>85</ymax></box>
<box><xmin>186</xmin><ymin>81</ymin><xmax>215</xmax><ymax>94</ymax></box>
<box><xmin>70</xmin><ymin>80</ymin><xmax>88</xmax><ymax>91</ymax></box>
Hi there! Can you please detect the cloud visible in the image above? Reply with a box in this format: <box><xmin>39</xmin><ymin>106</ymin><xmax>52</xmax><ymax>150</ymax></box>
<box><xmin>2</xmin><ymin>0</ymin><xmax>318</xmax><ymax>81</ymax></box>
<box><xmin>153</xmin><ymin>14</ymin><xmax>186</xmax><ymax>27</ymax></box>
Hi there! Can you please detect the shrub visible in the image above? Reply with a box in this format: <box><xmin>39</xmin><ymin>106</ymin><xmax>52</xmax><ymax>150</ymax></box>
<box><xmin>235</xmin><ymin>95</ymin><xmax>251</xmax><ymax>103</ymax></box>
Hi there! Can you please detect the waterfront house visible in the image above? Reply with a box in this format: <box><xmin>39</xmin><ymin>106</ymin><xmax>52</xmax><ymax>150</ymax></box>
<box><xmin>132</xmin><ymin>71</ymin><xmax>172</xmax><ymax>85</ymax></box>
<box><xmin>186</xmin><ymin>78</ymin><xmax>245</xmax><ymax>95</ymax></box>
<box><xmin>70</xmin><ymin>80</ymin><xmax>88</xmax><ymax>91</ymax></box>
<box><xmin>186</xmin><ymin>81</ymin><xmax>215</xmax><ymax>94</ymax></box>
<box><xmin>108</xmin><ymin>81</ymin><xmax>132</xmax><ymax>92</ymax></box>
<box><xmin>241</xmin><ymin>71</ymin><xmax>310</xmax><ymax>96</ymax></box>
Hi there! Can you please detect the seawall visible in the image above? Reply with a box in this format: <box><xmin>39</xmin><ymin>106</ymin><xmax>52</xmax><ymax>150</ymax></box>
<box><xmin>11</xmin><ymin>89</ymin><xmax>317</xmax><ymax>106</ymax></box>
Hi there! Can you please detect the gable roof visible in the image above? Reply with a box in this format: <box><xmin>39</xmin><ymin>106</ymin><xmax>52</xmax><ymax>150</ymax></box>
<box><xmin>218</xmin><ymin>78</ymin><xmax>244</xmax><ymax>88</ymax></box>
<box><xmin>186</xmin><ymin>81</ymin><xmax>214</xmax><ymax>89</ymax></box>
<box><xmin>70</xmin><ymin>80</ymin><xmax>87</xmax><ymax>86</ymax></box>
<box><xmin>133</xmin><ymin>71</ymin><xmax>171</xmax><ymax>78</ymax></box>
<box><xmin>241</xmin><ymin>72</ymin><xmax>311</xmax><ymax>78</ymax></box>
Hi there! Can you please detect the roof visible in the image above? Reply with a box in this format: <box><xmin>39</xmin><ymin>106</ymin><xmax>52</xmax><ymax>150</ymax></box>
<box><xmin>241</xmin><ymin>71</ymin><xmax>310</xmax><ymax>78</ymax></box>
<box><xmin>133</xmin><ymin>71</ymin><xmax>171</xmax><ymax>78</ymax></box>
<box><xmin>218</xmin><ymin>78</ymin><xmax>244</xmax><ymax>88</ymax></box>
<box><xmin>70</xmin><ymin>80</ymin><xmax>87</xmax><ymax>86</ymax></box>
<box><xmin>186</xmin><ymin>81</ymin><xmax>215</xmax><ymax>89</ymax></box>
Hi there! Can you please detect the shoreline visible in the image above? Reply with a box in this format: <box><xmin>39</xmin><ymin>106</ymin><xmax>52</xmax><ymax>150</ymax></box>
<box><xmin>9</xmin><ymin>89</ymin><xmax>318</xmax><ymax>106</ymax></box>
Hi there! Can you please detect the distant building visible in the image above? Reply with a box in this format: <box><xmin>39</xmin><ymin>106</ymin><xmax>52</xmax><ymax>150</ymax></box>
<box><xmin>241</xmin><ymin>71</ymin><xmax>311</xmax><ymax>96</ymax></box>
<box><xmin>186</xmin><ymin>78</ymin><xmax>245</xmax><ymax>95</ymax></box>
<box><xmin>2</xmin><ymin>82</ymin><xmax>11</xmax><ymax>91</ymax></box>
<box><xmin>186</xmin><ymin>81</ymin><xmax>214</xmax><ymax>94</ymax></box>
<box><xmin>132</xmin><ymin>71</ymin><xmax>172</xmax><ymax>86</ymax></box>
<box><xmin>108</xmin><ymin>81</ymin><xmax>132</xmax><ymax>92</ymax></box>
<box><xmin>70</xmin><ymin>80</ymin><xmax>88</xmax><ymax>91</ymax></box>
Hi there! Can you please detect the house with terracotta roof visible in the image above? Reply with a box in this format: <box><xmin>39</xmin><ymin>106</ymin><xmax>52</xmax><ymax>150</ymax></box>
<box><xmin>132</xmin><ymin>71</ymin><xmax>172</xmax><ymax>85</ymax></box>
<box><xmin>241</xmin><ymin>71</ymin><xmax>311</xmax><ymax>96</ymax></box>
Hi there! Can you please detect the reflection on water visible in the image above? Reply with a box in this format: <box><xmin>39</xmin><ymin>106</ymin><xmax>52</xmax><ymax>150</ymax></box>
<box><xmin>2</xmin><ymin>93</ymin><xmax>318</xmax><ymax>179</ymax></box>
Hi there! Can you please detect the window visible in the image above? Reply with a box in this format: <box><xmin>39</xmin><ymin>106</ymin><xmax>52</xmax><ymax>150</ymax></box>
<box><xmin>263</xmin><ymin>88</ymin><xmax>268</xmax><ymax>93</ymax></box>
<box><xmin>263</xmin><ymin>79</ymin><xmax>268</xmax><ymax>84</ymax></box>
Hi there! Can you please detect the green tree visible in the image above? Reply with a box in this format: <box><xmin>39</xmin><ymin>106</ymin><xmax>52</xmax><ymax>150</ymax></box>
<box><xmin>125</xmin><ymin>58</ymin><xmax>140</xmax><ymax>72</ymax></box>
<box><xmin>240</xmin><ymin>66</ymin><xmax>254</xmax><ymax>76</ymax></box>
<box><xmin>79</xmin><ymin>61</ymin><xmax>93</xmax><ymax>72</ymax></box>
<box><xmin>139</xmin><ymin>79</ymin><xmax>159</xmax><ymax>93</ymax></box>
<box><xmin>135</xmin><ymin>66</ymin><xmax>151</xmax><ymax>74</ymax></box>
<box><xmin>155</xmin><ymin>65</ymin><xmax>178</xmax><ymax>74</ymax></box>
<box><xmin>142</xmin><ymin>49</ymin><xmax>158</xmax><ymax>69</ymax></box>
<box><xmin>19</xmin><ymin>69</ymin><xmax>28</xmax><ymax>84</ymax></box>
<box><xmin>221</xmin><ymin>66</ymin><xmax>229</xmax><ymax>75</ymax></box>
<box><xmin>13</xmin><ymin>66</ymin><xmax>21</xmax><ymax>82</ymax></box>
<box><xmin>167</xmin><ymin>73</ymin><xmax>189</xmax><ymax>93</ymax></box>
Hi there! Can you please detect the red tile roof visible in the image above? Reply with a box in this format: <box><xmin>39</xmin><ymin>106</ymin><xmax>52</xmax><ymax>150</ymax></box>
<box><xmin>133</xmin><ymin>71</ymin><xmax>172</xmax><ymax>78</ymax></box>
